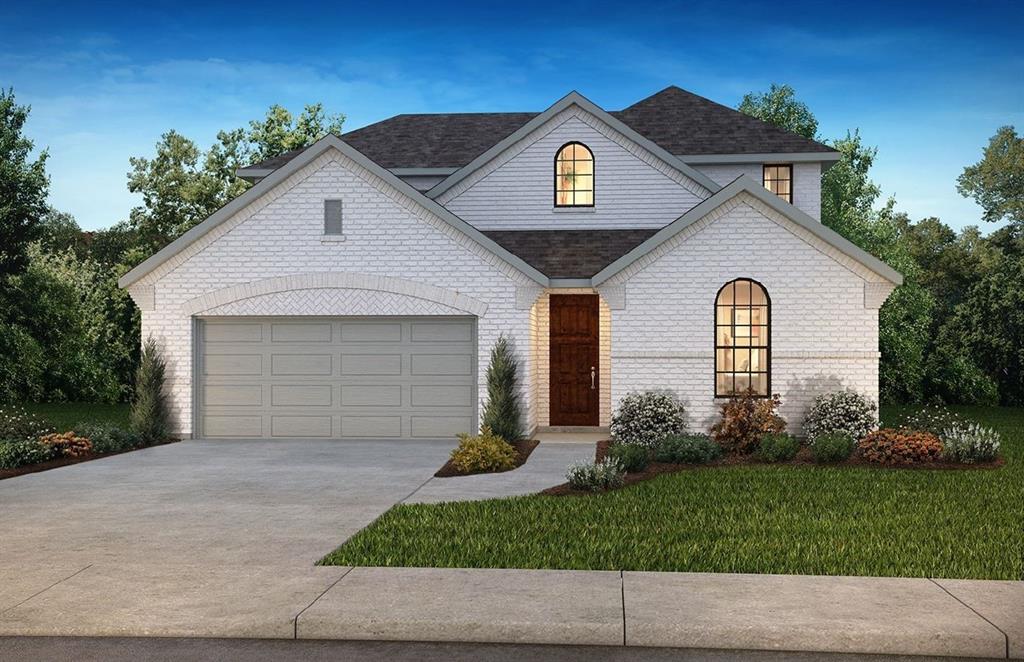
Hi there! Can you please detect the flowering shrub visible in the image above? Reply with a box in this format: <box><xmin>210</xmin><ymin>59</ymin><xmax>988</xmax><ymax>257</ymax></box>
<box><xmin>810</xmin><ymin>432</ymin><xmax>855</xmax><ymax>463</ymax></box>
<box><xmin>756</xmin><ymin>433</ymin><xmax>800</xmax><ymax>462</ymax></box>
<box><xmin>896</xmin><ymin>406</ymin><xmax>966</xmax><ymax>436</ymax></box>
<box><xmin>857</xmin><ymin>429</ymin><xmax>942</xmax><ymax>466</ymax></box>
<box><xmin>940</xmin><ymin>422</ymin><xmax>1001</xmax><ymax>463</ymax></box>
<box><xmin>607</xmin><ymin>443</ymin><xmax>650</xmax><ymax>473</ymax></box>
<box><xmin>711</xmin><ymin>393</ymin><xmax>786</xmax><ymax>454</ymax></box>
<box><xmin>802</xmin><ymin>390</ymin><xmax>877</xmax><ymax>441</ymax></box>
<box><xmin>0</xmin><ymin>407</ymin><xmax>54</xmax><ymax>442</ymax></box>
<box><xmin>39</xmin><ymin>432</ymin><xmax>93</xmax><ymax>458</ymax></box>
<box><xmin>565</xmin><ymin>460</ymin><xmax>626</xmax><ymax>491</ymax></box>
<box><xmin>450</xmin><ymin>426</ymin><xmax>518</xmax><ymax>473</ymax></box>
<box><xmin>654</xmin><ymin>434</ymin><xmax>721</xmax><ymax>464</ymax></box>
<box><xmin>0</xmin><ymin>440</ymin><xmax>55</xmax><ymax>469</ymax></box>
<box><xmin>611</xmin><ymin>391</ymin><xmax>687</xmax><ymax>447</ymax></box>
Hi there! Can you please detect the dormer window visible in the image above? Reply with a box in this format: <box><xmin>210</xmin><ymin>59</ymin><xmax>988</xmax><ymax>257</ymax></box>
<box><xmin>554</xmin><ymin>142</ymin><xmax>594</xmax><ymax>207</ymax></box>
<box><xmin>763</xmin><ymin>164</ymin><xmax>792</xmax><ymax>203</ymax></box>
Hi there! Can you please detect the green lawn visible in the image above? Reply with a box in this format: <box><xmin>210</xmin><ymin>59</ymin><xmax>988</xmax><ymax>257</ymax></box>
<box><xmin>19</xmin><ymin>402</ymin><xmax>131</xmax><ymax>430</ymax></box>
<box><xmin>322</xmin><ymin>406</ymin><xmax>1024</xmax><ymax>580</ymax></box>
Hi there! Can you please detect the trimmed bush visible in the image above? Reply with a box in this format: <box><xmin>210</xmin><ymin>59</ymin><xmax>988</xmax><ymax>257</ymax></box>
<box><xmin>73</xmin><ymin>422</ymin><xmax>141</xmax><ymax>454</ymax></box>
<box><xmin>480</xmin><ymin>335</ymin><xmax>524</xmax><ymax>442</ymax></box>
<box><xmin>607</xmin><ymin>443</ymin><xmax>650</xmax><ymax>473</ymax></box>
<box><xmin>941</xmin><ymin>422</ymin><xmax>1001</xmax><ymax>463</ymax></box>
<box><xmin>0</xmin><ymin>406</ymin><xmax>54</xmax><ymax>442</ymax></box>
<box><xmin>565</xmin><ymin>460</ymin><xmax>626</xmax><ymax>492</ymax></box>
<box><xmin>757</xmin><ymin>433</ymin><xmax>800</xmax><ymax>462</ymax></box>
<box><xmin>810</xmin><ymin>432</ymin><xmax>855</xmax><ymax>463</ymax></box>
<box><xmin>40</xmin><ymin>432</ymin><xmax>92</xmax><ymax>458</ymax></box>
<box><xmin>654</xmin><ymin>434</ymin><xmax>721</xmax><ymax>464</ymax></box>
<box><xmin>0</xmin><ymin>439</ymin><xmax>55</xmax><ymax>469</ymax></box>
<box><xmin>858</xmin><ymin>429</ymin><xmax>942</xmax><ymax>466</ymax></box>
<box><xmin>450</xmin><ymin>426</ymin><xmax>518</xmax><ymax>473</ymax></box>
<box><xmin>130</xmin><ymin>336</ymin><xmax>170</xmax><ymax>443</ymax></box>
<box><xmin>711</xmin><ymin>393</ymin><xmax>786</xmax><ymax>454</ymax></box>
<box><xmin>611</xmin><ymin>391</ymin><xmax>687</xmax><ymax>447</ymax></box>
<box><xmin>802</xmin><ymin>390</ymin><xmax>878</xmax><ymax>441</ymax></box>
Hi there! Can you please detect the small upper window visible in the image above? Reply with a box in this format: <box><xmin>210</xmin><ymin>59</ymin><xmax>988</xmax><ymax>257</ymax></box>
<box><xmin>554</xmin><ymin>142</ymin><xmax>594</xmax><ymax>207</ymax></box>
<box><xmin>763</xmin><ymin>164</ymin><xmax>792</xmax><ymax>203</ymax></box>
<box><xmin>324</xmin><ymin>199</ymin><xmax>343</xmax><ymax>235</ymax></box>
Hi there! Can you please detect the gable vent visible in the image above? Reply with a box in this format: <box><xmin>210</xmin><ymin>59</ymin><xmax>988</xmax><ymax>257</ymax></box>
<box><xmin>324</xmin><ymin>199</ymin><xmax>343</xmax><ymax>235</ymax></box>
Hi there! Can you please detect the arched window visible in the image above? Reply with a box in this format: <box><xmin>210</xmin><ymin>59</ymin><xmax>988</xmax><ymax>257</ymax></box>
<box><xmin>554</xmin><ymin>142</ymin><xmax>594</xmax><ymax>207</ymax></box>
<box><xmin>715</xmin><ymin>279</ymin><xmax>770</xmax><ymax>397</ymax></box>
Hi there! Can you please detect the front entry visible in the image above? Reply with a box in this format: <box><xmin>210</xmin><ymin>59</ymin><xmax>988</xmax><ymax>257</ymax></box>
<box><xmin>549</xmin><ymin>294</ymin><xmax>600</xmax><ymax>426</ymax></box>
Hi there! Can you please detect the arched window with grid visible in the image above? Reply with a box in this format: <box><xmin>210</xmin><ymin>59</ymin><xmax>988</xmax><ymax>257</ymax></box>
<box><xmin>554</xmin><ymin>142</ymin><xmax>594</xmax><ymax>207</ymax></box>
<box><xmin>715</xmin><ymin>278</ymin><xmax>770</xmax><ymax>397</ymax></box>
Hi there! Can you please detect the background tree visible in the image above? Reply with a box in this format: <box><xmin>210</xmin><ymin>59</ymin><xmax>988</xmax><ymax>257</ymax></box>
<box><xmin>0</xmin><ymin>88</ymin><xmax>48</xmax><ymax>281</ymax></box>
<box><xmin>958</xmin><ymin>126</ymin><xmax>1023</xmax><ymax>226</ymax></box>
<box><xmin>737</xmin><ymin>84</ymin><xmax>818</xmax><ymax>139</ymax></box>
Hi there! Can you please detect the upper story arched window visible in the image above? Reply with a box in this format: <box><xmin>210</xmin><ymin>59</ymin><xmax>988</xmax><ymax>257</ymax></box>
<box><xmin>715</xmin><ymin>278</ymin><xmax>770</xmax><ymax>397</ymax></box>
<box><xmin>554</xmin><ymin>142</ymin><xmax>594</xmax><ymax>207</ymax></box>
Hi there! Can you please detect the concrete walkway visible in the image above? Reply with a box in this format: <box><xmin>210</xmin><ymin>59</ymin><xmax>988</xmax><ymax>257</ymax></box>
<box><xmin>405</xmin><ymin>442</ymin><xmax>593</xmax><ymax>503</ymax></box>
<box><xmin>0</xmin><ymin>566</ymin><xmax>1019</xmax><ymax>658</ymax></box>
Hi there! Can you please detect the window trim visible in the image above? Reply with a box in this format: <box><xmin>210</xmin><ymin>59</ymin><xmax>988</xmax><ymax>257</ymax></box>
<box><xmin>323</xmin><ymin>198</ymin><xmax>344</xmax><ymax>236</ymax></box>
<box><xmin>762</xmin><ymin>163</ymin><xmax>793</xmax><ymax>204</ymax></box>
<box><xmin>714</xmin><ymin>278</ymin><xmax>771</xmax><ymax>399</ymax></box>
<box><xmin>553</xmin><ymin>141</ymin><xmax>595</xmax><ymax>208</ymax></box>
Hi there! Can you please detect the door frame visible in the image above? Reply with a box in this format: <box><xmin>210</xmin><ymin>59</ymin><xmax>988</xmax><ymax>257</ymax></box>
<box><xmin>548</xmin><ymin>294</ymin><xmax>600</xmax><ymax>426</ymax></box>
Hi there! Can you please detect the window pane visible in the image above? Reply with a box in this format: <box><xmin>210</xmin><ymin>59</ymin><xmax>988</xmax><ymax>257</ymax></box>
<box><xmin>734</xmin><ymin>308</ymin><xmax>751</xmax><ymax>325</ymax></box>
<box><xmin>734</xmin><ymin>374</ymin><xmax>751</xmax><ymax>394</ymax></box>
<box><xmin>750</xmin><ymin>325</ymin><xmax>767</xmax><ymax>345</ymax></box>
<box><xmin>733</xmin><ymin>326</ymin><xmax>751</xmax><ymax>346</ymax></box>
<box><xmin>751</xmin><ymin>373</ymin><xmax>768</xmax><ymax>396</ymax></box>
<box><xmin>574</xmin><ymin>158</ymin><xmax>593</xmax><ymax>176</ymax></box>
<box><xmin>716</xmin><ymin>373</ymin><xmax>733</xmax><ymax>395</ymax></box>
<box><xmin>750</xmin><ymin>306</ymin><xmax>767</xmax><ymax>325</ymax></box>
<box><xmin>750</xmin><ymin>285</ymin><xmax>766</xmax><ymax>306</ymax></box>
<box><xmin>734</xmin><ymin>348</ymin><xmax>751</xmax><ymax>371</ymax></box>
<box><xmin>716</xmin><ymin>306</ymin><xmax>732</xmax><ymax>325</ymax></box>
<box><xmin>718</xmin><ymin>282</ymin><xmax>735</xmax><ymax>305</ymax></box>
<box><xmin>717</xmin><ymin>326</ymin><xmax>733</xmax><ymax>346</ymax></box>
<box><xmin>574</xmin><ymin>190</ymin><xmax>593</xmax><ymax>205</ymax></box>
<box><xmin>716</xmin><ymin>349</ymin><xmax>731</xmax><ymax>371</ymax></box>
<box><xmin>735</xmin><ymin>280</ymin><xmax>751</xmax><ymax>305</ymax></box>
<box><xmin>749</xmin><ymin>348</ymin><xmax>764</xmax><ymax>371</ymax></box>
<box><xmin>572</xmin><ymin>174</ymin><xmax>593</xmax><ymax>191</ymax></box>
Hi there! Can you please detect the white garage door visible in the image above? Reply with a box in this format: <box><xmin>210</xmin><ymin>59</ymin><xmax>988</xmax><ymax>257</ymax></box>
<box><xmin>196</xmin><ymin>317</ymin><xmax>477</xmax><ymax>439</ymax></box>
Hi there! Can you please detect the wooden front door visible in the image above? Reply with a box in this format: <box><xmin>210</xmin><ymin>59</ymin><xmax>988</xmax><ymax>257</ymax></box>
<box><xmin>549</xmin><ymin>294</ymin><xmax>599</xmax><ymax>426</ymax></box>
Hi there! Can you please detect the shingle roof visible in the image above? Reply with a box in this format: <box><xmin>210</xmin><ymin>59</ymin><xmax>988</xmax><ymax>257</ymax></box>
<box><xmin>482</xmin><ymin>229</ymin><xmax>658</xmax><ymax>279</ymax></box>
<box><xmin>241</xmin><ymin>86</ymin><xmax>836</xmax><ymax>173</ymax></box>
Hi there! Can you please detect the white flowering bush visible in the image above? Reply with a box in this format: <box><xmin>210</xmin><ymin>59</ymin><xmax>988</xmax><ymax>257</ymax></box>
<box><xmin>802</xmin><ymin>390</ymin><xmax>877</xmax><ymax>441</ymax></box>
<box><xmin>0</xmin><ymin>406</ymin><xmax>54</xmax><ymax>442</ymax></box>
<box><xmin>940</xmin><ymin>422</ymin><xmax>1001</xmax><ymax>463</ymax></box>
<box><xmin>565</xmin><ymin>459</ymin><xmax>626</xmax><ymax>491</ymax></box>
<box><xmin>611</xmin><ymin>391</ymin><xmax>687</xmax><ymax>447</ymax></box>
<box><xmin>897</xmin><ymin>406</ymin><xmax>966</xmax><ymax>436</ymax></box>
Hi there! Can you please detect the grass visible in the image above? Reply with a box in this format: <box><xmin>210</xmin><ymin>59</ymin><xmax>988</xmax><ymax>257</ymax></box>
<box><xmin>321</xmin><ymin>406</ymin><xmax>1024</xmax><ymax>579</ymax></box>
<box><xmin>18</xmin><ymin>402</ymin><xmax>131</xmax><ymax>430</ymax></box>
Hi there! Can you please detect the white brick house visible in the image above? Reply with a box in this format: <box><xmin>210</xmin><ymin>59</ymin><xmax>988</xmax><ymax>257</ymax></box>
<box><xmin>119</xmin><ymin>87</ymin><xmax>900</xmax><ymax>439</ymax></box>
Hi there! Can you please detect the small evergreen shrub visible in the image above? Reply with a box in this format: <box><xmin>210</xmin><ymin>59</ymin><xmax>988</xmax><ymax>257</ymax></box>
<box><xmin>611</xmin><ymin>391</ymin><xmax>687</xmax><ymax>447</ymax></box>
<box><xmin>0</xmin><ymin>406</ymin><xmax>54</xmax><ymax>442</ymax></box>
<box><xmin>73</xmin><ymin>422</ymin><xmax>141</xmax><ymax>454</ymax></box>
<box><xmin>480</xmin><ymin>335</ymin><xmax>524</xmax><ymax>442</ymax></box>
<box><xmin>450</xmin><ymin>426</ymin><xmax>518</xmax><ymax>473</ymax></box>
<box><xmin>607</xmin><ymin>443</ymin><xmax>650</xmax><ymax>473</ymax></box>
<box><xmin>39</xmin><ymin>432</ymin><xmax>92</xmax><ymax>458</ymax></box>
<box><xmin>802</xmin><ymin>390</ymin><xmax>878</xmax><ymax>441</ymax></box>
<box><xmin>654</xmin><ymin>434</ymin><xmax>721</xmax><ymax>464</ymax></box>
<box><xmin>756</xmin><ymin>433</ymin><xmax>800</xmax><ymax>462</ymax></box>
<box><xmin>711</xmin><ymin>393</ymin><xmax>785</xmax><ymax>454</ymax></box>
<box><xmin>940</xmin><ymin>422</ymin><xmax>1001</xmax><ymax>463</ymax></box>
<box><xmin>810</xmin><ymin>432</ymin><xmax>855</xmax><ymax>463</ymax></box>
<box><xmin>858</xmin><ymin>429</ymin><xmax>942</xmax><ymax>466</ymax></box>
<box><xmin>565</xmin><ymin>460</ymin><xmax>626</xmax><ymax>492</ymax></box>
<box><xmin>130</xmin><ymin>336</ymin><xmax>170</xmax><ymax>443</ymax></box>
<box><xmin>0</xmin><ymin>439</ymin><xmax>55</xmax><ymax>469</ymax></box>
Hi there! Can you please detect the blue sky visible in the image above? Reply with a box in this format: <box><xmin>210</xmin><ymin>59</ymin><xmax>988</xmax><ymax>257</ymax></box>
<box><xmin>3</xmin><ymin>0</ymin><xmax>1022</xmax><ymax>231</ymax></box>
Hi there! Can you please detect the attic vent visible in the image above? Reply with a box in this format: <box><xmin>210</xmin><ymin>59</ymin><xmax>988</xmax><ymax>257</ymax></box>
<box><xmin>324</xmin><ymin>199</ymin><xmax>343</xmax><ymax>235</ymax></box>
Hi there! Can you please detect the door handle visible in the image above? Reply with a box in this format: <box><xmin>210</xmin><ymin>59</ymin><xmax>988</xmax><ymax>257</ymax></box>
<box><xmin>590</xmin><ymin>366</ymin><xmax>596</xmax><ymax>390</ymax></box>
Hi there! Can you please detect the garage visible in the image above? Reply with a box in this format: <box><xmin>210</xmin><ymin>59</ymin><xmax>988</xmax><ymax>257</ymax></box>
<box><xmin>196</xmin><ymin>317</ymin><xmax>477</xmax><ymax>439</ymax></box>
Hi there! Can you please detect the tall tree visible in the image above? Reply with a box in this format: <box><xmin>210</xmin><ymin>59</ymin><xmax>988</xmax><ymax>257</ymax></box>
<box><xmin>958</xmin><ymin>126</ymin><xmax>1024</xmax><ymax>226</ymax></box>
<box><xmin>0</xmin><ymin>88</ymin><xmax>49</xmax><ymax>280</ymax></box>
<box><xmin>737</xmin><ymin>83</ymin><xmax>818</xmax><ymax>139</ymax></box>
<box><xmin>247</xmin><ymin>103</ymin><xmax>345</xmax><ymax>162</ymax></box>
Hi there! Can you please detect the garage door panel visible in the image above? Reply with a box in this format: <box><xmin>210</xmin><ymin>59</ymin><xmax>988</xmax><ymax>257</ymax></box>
<box><xmin>198</xmin><ymin>317</ymin><xmax>476</xmax><ymax>439</ymax></box>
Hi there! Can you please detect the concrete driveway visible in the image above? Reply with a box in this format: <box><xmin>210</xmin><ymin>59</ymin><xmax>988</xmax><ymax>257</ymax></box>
<box><xmin>0</xmin><ymin>439</ymin><xmax>453</xmax><ymax>567</ymax></box>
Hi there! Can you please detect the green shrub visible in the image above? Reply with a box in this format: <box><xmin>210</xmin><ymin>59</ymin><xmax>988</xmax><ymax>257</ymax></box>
<box><xmin>0</xmin><ymin>406</ymin><xmax>54</xmax><ymax>442</ymax></box>
<box><xmin>757</xmin><ymin>433</ymin><xmax>800</xmax><ymax>462</ymax></box>
<box><xmin>810</xmin><ymin>432</ymin><xmax>855</xmax><ymax>463</ymax></box>
<box><xmin>480</xmin><ymin>335</ymin><xmax>524</xmax><ymax>442</ymax></box>
<box><xmin>654</xmin><ymin>434</ymin><xmax>721</xmax><ymax>464</ymax></box>
<box><xmin>607</xmin><ymin>443</ymin><xmax>650</xmax><ymax>473</ymax></box>
<box><xmin>73</xmin><ymin>422</ymin><xmax>141</xmax><ymax>454</ymax></box>
<box><xmin>450</xmin><ymin>426</ymin><xmax>518</xmax><ymax>473</ymax></box>
<box><xmin>0</xmin><ymin>439</ymin><xmax>55</xmax><ymax>469</ymax></box>
<box><xmin>940</xmin><ymin>422</ymin><xmax>1001</xmax><ymax>463</ymax></box>
<box><xmin>130</xmin><ymin>336</ymin><xmax>170</xmax><ymax>443</ymax></box>
<box><xmin>802</xmin><ymin>390</ymin><xmax>878</xmax><ymax>441</ymax></box>
<box><xmin>611</xmin><ymin>391</ymin><xmax>687</xmax><ymax>447</ymax></box>
<box><xmin>565</xmin><ymin>460</ymin><xmax>626</xmax><ymax>492</ymax></box>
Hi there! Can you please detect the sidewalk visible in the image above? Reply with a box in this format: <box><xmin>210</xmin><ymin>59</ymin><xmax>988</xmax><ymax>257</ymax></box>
<box><xmin>0</xmin><ymin>564</ymin><xmax>1019</xmax><ymax>658</ymax></box>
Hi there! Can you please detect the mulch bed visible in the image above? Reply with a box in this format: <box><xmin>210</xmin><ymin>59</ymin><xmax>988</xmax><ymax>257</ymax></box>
<box><xmin>434</xmin><ymin>439</ymin><xmax>540</xmax><ymax>478</ymax></box>
<box><xmin>0</xmin><ymin>439</ymin><xmax>179</xmax><ymax>481</ymax></box>
<box><xmin>539</xmin><ymin>439</ymin><xmax>1005</xmax><ymax>497</ymax></box>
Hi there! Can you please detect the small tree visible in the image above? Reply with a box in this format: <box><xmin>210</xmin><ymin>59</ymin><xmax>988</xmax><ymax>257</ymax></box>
<box><xmin>480</xmin><ymin>335</ymin><xmax>523</xmax><ymax>442</ymax></box>
<box><xmin>130</xmin><ymin>336</ymin><xmax>170</xmax><ymax>442</ymax></box>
